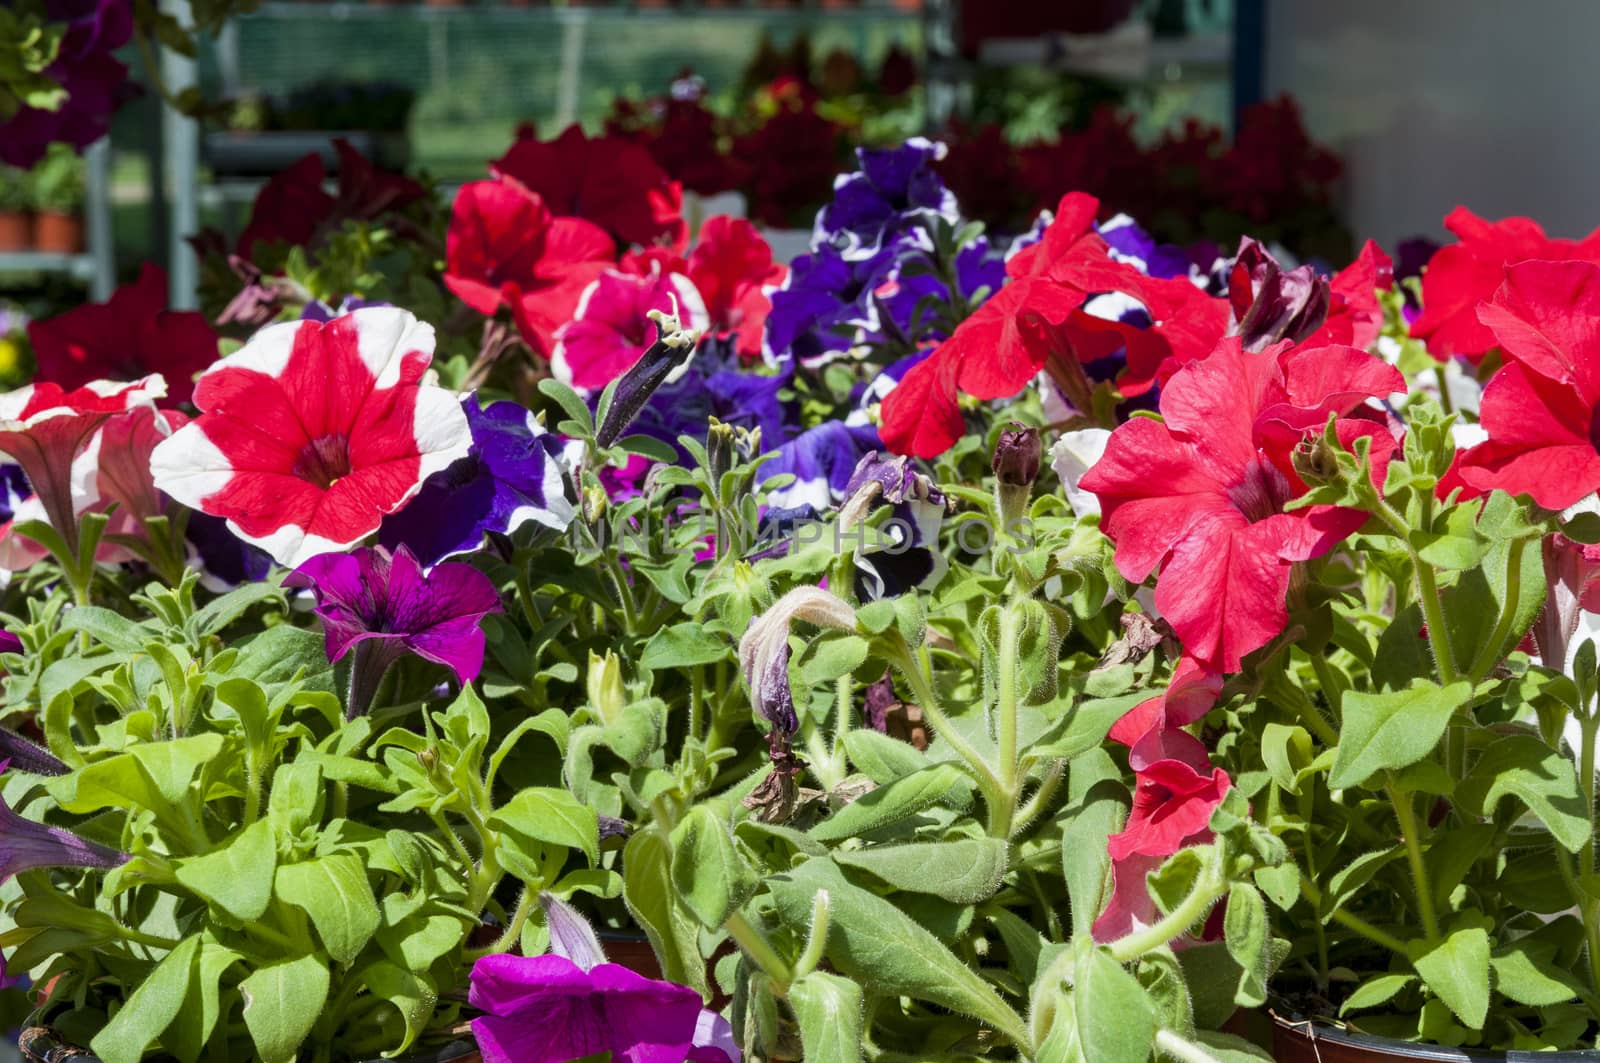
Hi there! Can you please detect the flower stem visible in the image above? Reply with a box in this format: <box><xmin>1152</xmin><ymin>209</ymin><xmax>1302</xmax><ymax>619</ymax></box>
<box><xmin>726</xmin><ymin>910</ymin><xmax>793</xmax><ymax>988</ymax></box>
<box><xmin>887</xmin><ymin>634</ymin><xmax>1005</xmax><ymax>802</ymax></box>
<box><xmin>1374</xmin><ymin>500</ymin><xmax>1459</xmax><ymax>684</ymax></box>
<box><xmin>1298</xmin><ymin>874</ymin><xmax>1410</xmax><ymax>955</ymax></box>
<box><xmin>1466</xmin><ymin>534</ymin><xmax>1530</xmax><ymax>682</ymax></box>
<box><xmin>990</xmin><ymin>604</ymin><xmax>1023</xmax><ymax>838</ymax></box>
<box><xmin>1386</xmin><ymin>780</ymin><xmax>1440</xmax><ymax>944</ymax></box>
<box><xmin>1154</xmin><ymin>1029</ymin><xmax>1227</xmax><ymax>1063</ymax></box>
<box><xmin>1107</xmin><ymin>857</ymin><xmax>1227</xmax><ymax>962</ymax></box>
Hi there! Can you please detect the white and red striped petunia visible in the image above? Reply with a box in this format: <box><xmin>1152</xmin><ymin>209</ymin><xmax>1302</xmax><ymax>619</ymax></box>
<box><xmin>150</xmin><ymin>307</ymin><xmax>470</xmax><ymax>568</ymax></box>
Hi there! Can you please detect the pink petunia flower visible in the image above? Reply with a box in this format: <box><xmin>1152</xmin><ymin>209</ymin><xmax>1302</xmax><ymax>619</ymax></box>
<box><xmin>149</xmin><ymin>307</ymin><xmax>470</xmax><ymax>568</ymax></box>
<box><xmin>1080</xmin><ymin>336</ymin><xmax>1402</xmax><ymax>671</ymax></box>
<box><xmin>551</xmin><ymin>267</ymin><xmax>708</xmax><ymax>391</ymax></box>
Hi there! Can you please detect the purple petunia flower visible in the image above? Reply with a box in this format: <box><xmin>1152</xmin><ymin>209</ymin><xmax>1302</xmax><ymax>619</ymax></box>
<box><xmin>838</xmin><ymin>453</ymin><xmax>951</xmax><ymax>600</ymax></box>
<box><xmin>765</xmin><ymin>242</ymin><xmax>896</xmax><ymax>368</ymax></box>
<box><xmin>469</xmin><ymin>895</ymin><xmax>741</xmax><ymax>1063</ymax></box>
<box><xmin>299</xmin><ymin>296</ymin><xmax>388</xmax><ymax>323</ymax></box>
<box><xmin>1097</xmin><ymin>214</ymin><xmax>1195</xmax><ymax>281</ymax></box>
<box><xmin>758</xmin><ymin>420</ymin><xmax>881</xmax><ymax>512</ymax></box>
<box><xmin>814</xmin><ymin>137</ymin><xmax>957</xmax><ymax>262</ymax></box>
<box><xmin>0</xmin><ymin>760</ymin><xmax>128</xmax><ymax>881</ymax></box>
<box><xmin>286</xmin><ymin>544</ymin><xmax>503</xmax><ymax>718</ymax></box>
<box><xmin>380</xmin><ymin>395</ymin><xmax>575</xmax><ymax>567</ymax></box>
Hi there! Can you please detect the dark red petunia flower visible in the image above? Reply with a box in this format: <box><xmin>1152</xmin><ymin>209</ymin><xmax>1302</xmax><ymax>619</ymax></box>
<box><xmin>27</xmin><ymin>264</ymin><xmax>219</xmax><ymax>406</ymax></box>
<box><xmin>492</xmin><ymin>125</ymin><xmax>686</xmax><ymax>250</ymax></box>
<box><xmin>1456</xmin><ymin>259</ymin><xmax>1600</xmax><ymax>510</ymax></box>
<box><xmin>1081</xmin><ymin>336</ymin><xmax>1402</xmax><ymax>670</ymax></box>
<box><xmin>235</xmin><ymin>140</ymin><xmax>425</xmax><ymax>260</ymax></box>
<box><xmin>443</xmin><ymin>179</ymin><xmax>615</xmax><ymax>355</ymax></box>
<box><xmin>1410</xmin><ymin>207</ymin><xmax>1600</xmax><ymax>364</ymax></box>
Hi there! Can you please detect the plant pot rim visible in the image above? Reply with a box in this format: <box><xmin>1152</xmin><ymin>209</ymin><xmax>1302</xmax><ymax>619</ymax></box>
<box><xmin>1270</xmin><ymin>1009</ymin><xmax>1600</xmax><ymax>1061</ymax></box>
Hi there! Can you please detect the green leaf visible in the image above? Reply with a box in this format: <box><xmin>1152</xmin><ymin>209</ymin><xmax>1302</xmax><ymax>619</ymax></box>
<box><xmin>232</xmin><ymin>623</ymin><xmax>335</xmax><ymax>691</ymax></box>
<box><xmin>617</xmin><ymin>433</ymin><xmax>680</xmax><ymax>464</ymax></box>
<box><xmin>621</xmin><ymin>826</ymin><xmax>705</xmax><ymax>993</ymax></box>
<box><xmin>267</xmin><ymin>759</ymin><xmax>324</xmax><ymax>838</ymax></box>
<box><xmin>1057</xmin><ymin>749</ymin><xmax>1126</xmax><ymax>939</ymax></box>
<box><xmin>1223</xmin><ymin>883</ymin><xmax>1270</xmax><ymax>1007</ymax></box>
<box><xmin>166</xmin><ymin>942</ymin><xmax>242</xmax><ymax>1063</ymax></box>
<box><xmin>798</xmin><ymin>635</ymin><xmax>870</xmax><ymax>686</ymax></box>
<box><xmin>789</xmin><ymin>971</ymin><xmax>864</xmax><ymax>1063</ymax></box>
<box><xmin>175</xmin><ymin>818</ymin><xmax>277</xmax><ymax>922</ymax></box>
<box><xmin>1328</xmin><ymin>681</ymin><xmax>1471</xmax><ymax>789</ymax></box>
<box><xmin>1260</xmin><ymin>723</ymin><xmax>1313</xmax><ymax>794</ymax></box>
<box><xmin>808</xmin><ymin>763</ymin><xmax>974</xmax><ymax>842</ymax></box>
<box><xmin>834</xmin><ymin>838</ymin><xmax>1008</xmax><ymax>904</ymax></box>
<box><xmin>89</xmin><ymin>935</ymin><xmax>200</xmax><ymax>1063</ymax></box>
<box><xmin>842</xmin><ymin>728</ymin><xmax>928</xmax><ymax>783</ymax></box>
<box><xmin>669</xmin><ymin>805</ymin><xmax>758</xmax><ymax>929</ymax></box>
<box><xmin>50</xmin><ymin>733</ymin><xmax>226</xmax><ymax>815</ymax></box>
<box><xmin>489</xmin><ymin>787</ymin><xmax>599</xmax><ymax>865</ymax></box>
<box><xmin>1253</xmin><ymin>863</ymin><xmax>1300</xmax><ymax>910</ymax></box>
<box><xmin>1324</xmin><ymin>848</ymin><xmax>1401</xmax><ymax>920</ymax></box>
<box><xmin>538</xmin><ymin>376</ymin><xmax>594</xmax><ymax>434</ymax></box>
<box><xmin>377</xmin><ymin>912</ymin><xmax>463</xmax><ymax>975</ymax></box>
<box><xmin>274</xmin><ymin>854</ymin><xmax>381</xmax><ymax>965</ymax></box>
<box><xmin>360</xmin><ymin>961</ymin><xmax>438</xmax><ymax>1056</ymax></box>
<box><xmin>1411</xmin><ymin>926</ymin><xmax>1491</xmax><ymax>1029</ymax></box>
<box><xmin>640</xmin><ymin>623</ymin><xmax>730</xmax><ymax>670</ymax></box>
<box><xmin>60</xmin><ymin>606</ymin><xmax>150</xmax><ymax>652</ymax></box>
<box><xmin>1191</xmin><ymin>1031</ymin><xmax>1276</xmax><ymax>1062</ymax></box>
<box><xmin>1340</xmin><ymin>974</ymin><xmax>1415</xmax><ymax>1015</ymax></box>
<box><xmin>240</xmin><ymin>954</ymin><xmax>329</xmax><ymax>1063</ymax></box>
<box><xmin>1457</xmin><ymin>735</ymin><xmax>1590</xmax><ymax>853</ymax></box>
<box><xmin>767</xmin><ymin>857</ymin><xmax>1030</xmax><ymax>1048</ymax></box>
<box><xmin>1074</xmin><ymin>948</ymin><xmax>1155</xmax><ymax>1063</ymax></box>
<box><xmin>1490</xmin><ymin>945</ymin><xmax>1582</xmax><ymax>1007</ymax></box>
<box><xmin>192</xmin><ymin>579</ymin><xmax>282</xmax><ymax>637</ymax></box>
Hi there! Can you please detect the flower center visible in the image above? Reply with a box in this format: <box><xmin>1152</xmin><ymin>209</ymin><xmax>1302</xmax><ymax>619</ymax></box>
<box><xmin>1226</xmin><ymin>456</ymin><xmax>1293</xmax><ymax>523</ymax></box>
<box><xmin>291</xmin><ymin>434</ymin><xmax>353</xmax><ymax>489</ymax></box>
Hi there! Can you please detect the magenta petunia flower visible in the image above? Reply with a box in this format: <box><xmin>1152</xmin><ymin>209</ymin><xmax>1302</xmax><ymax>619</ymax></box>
<box><xmin>552</xmin><ymin>267</ymin><xmax>708</xmax><ymax>391</ymax></box>
<box><xmin>0</xmin><ymin>376</ymin><xmax>165</xmax><ymax>558</ymax></box>
<box><xmin>0</xmin><ymin>760</ymin><xmax>128</xmax><ymax>882</ymax></box>
<box><xmin>149</xmin><ymin>307</ymin><xmax>470</xmax><ymax>568</ymax></box>
<box><xmin>285</xmin><ymin>544</ymin><xmax>503</xmax><ymax>717</ymax></box>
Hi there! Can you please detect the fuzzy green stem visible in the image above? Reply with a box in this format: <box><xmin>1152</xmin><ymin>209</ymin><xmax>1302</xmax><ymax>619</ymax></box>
<box><xmin>1107</xmin><ymin>860</ymin><xmax>1227</xmax><ymax>962</ymax></box>
<box><xmin>1299</xmin><ymin>874</ymin><xmax>1410</xmax><ymax>955</ymax></box>
<box><xmin>726</xmin><ymin>911</ymin><xmax>793</xmax><ymax>988</ymax></box>
<box><xmin>1387</xmin><ymin>781</ymin><xmax>1440</xmax><ymax>944</ymax></box>
<box><xmin>1154</xmin><ymin>1029</ymin><xmax>1226</xmax><ymax>1063</ymax></box>
<box><xmin>989</xmin><ymin>605</ymin><xmax>1023</xmax><ymax>838</ymax></box>
<box><xmin>1374</xmin><ymin>500</ymin><xmax>1459</xmax><ymax>684</ymax></box>
<box><xmin>888</xmin><ymin>635</ymin><xmax>1006</xmax><ymax>802</ymax></box>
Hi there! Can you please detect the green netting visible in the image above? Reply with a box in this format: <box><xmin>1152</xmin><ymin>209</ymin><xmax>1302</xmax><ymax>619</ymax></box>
<box><xmin>213</xmin><ymin>5</ymin><xmax>923</xmax><ymax>178</ymax></box>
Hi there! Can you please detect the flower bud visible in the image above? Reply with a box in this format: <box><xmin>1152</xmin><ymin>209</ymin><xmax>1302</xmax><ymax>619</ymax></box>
<box><xmin>707</xmin><ymin>417</ymin><xmax>736</xmax><ymax>484</ymax></box>
<box><xmin>586</xmin><ymin>650</ymin><xmax>627</xmax><ymax>728</ymax></box>
<box><xmin>1291</xmin><ymin>432</ymin><xmax>1340</xmax><ymax>486</ymax></box>
<box><xmin>539</xmin><ymin>892</ymin><xmax>608</xmax><ymax>972</ymax></box>
<box><xmin>992</xmin><ymin>423</ymin><xmax>1041</xmax><ymax>488</ymax></box>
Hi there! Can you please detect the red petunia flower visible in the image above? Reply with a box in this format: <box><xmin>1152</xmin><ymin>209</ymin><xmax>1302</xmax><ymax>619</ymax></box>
<box><xmin>1305</xmin><ymin>240</ymin><xmax>1393</xmax><ymax>350</ymax></box>
<box><xmin>236</xmin><ymin>140</ymin><xmax>425</xmax><ymax>261</ymax></box>
<box><xmin>27</xmin><ymin>264</ymin><xmax>220</xmax><ymax>406</ymax></box>
<box><xmin>551</xmin><ymin>267</ymin><xmax>708</xmax><ymax>391</ymax></box>
<box><xmin>492</xmin><ymin>125</ymin><xmax>686</xmax><ymax>250</ymax></box>
<box><xmin>444</xmin><ymin>179</ymin><xmax>615</xmax><ymax>355</ymax></box>
<box><xmin>1081</xmin><ymin>336</ymin><xmax>1402</xmax><ymax>670</ymax></box>
<box><xmin>1456</xmin><ymin>259</ymin><xmax>1600</xmax><ymax>510</ymax></box>
<box><xmin>1092</xmin><ymin>730</ymin><xmax>1232</xmax><ymax>944</ymax></box>
<box><xmin>149</xmin><ymin>307</ymin><xmax>471</xmax><ymax>568</ymax></box>
<box><xmin>0</xmin><ymin>377</ymin><xmax>166</xmax><ymax>558</ymax></box>
<box><xmin>685</xmin><ymin>216</ymin><xmax>787</xmax><ymax>362</ymax></box>
<box><xmin>1410</xmin><ymin>208</ymin><xmax>1600</xmax><ymax>363</ymax></box>
<box><xmin>1107</xmin><ymin>654</ymin><xmax>1223</xmax><ymax>748</ymax></box>
<box><xmin>878</xmin><ymin>192</ymin><xmax>1103</xmax><ymax>457</ymax></box>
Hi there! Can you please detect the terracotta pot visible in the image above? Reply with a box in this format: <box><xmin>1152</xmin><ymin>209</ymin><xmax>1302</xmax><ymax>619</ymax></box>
<box><xmin>1271</xmin><ymin>1012</ymin><xmax>1600</xmax><ymax>1062</ymax></box>
<box><xmin>0</xmin><ymin>210</ymin><xmax>31</xmax><ymax>252</ymax></box>
<box><xmin>32</xmin><ymin>211</ymin><xmax>82</xmax><ymax>254</ymax></box>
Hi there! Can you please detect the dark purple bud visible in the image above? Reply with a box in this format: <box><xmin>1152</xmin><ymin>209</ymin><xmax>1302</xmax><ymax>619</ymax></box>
<box><xmin>992</xmin><ymin>423</ymin><xmax>1041</xmax><ymax>488</ymax></box>
<box><xmin>0</xmin><ymin>730</ymin><xmax>68</xmax><ymax>777</ymax></box>
<box><xmin>863</xmin><ymin>672</ymin><xmax>899</xmax><ymax>734</ymax></box>
<box><xmin>1227</xmin><ymin>237</ymin><xmax>1331</xmax><ymax>352</ymax></box>
<box><xmin>595</xmin><ymin>304</ymin><xmax>701</xmax><ymax>449</ymax></box>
